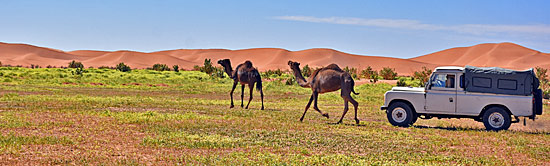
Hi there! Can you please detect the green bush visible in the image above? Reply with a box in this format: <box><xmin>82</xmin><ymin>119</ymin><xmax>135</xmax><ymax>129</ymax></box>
<box><xmin>173</xmin><ymin>65</ymin><xmax>179</xmax><ymax>72</ymax></box>
<box><xmin>302</xmin><ymin>65</ymin><xmax>312</xmax><ymax>77</ymax></box>
<box><xmin>380</xmin><ymin>67</ymin><xmax>397</xmax><ymax>80</ymax></box>
<box><xmin>152</xmin><ymin>64</ymin><xmax>170</xmax><ymax>71</ymax></box>
<box><xmin>68</xmin><ymin>60</ymin><xmax>84</xmax><ymax>68</ymax></box>
<box><xmin>116</xmin><ymin>62</ymin><xmax>132</xmax><ymax>72</ymax></box>
<box><xmin>195</xmin><ymin>59</ymin><xmax>225</xmax><ymax>78</ymax></box>
<box><xmin>397</xmin><ymin>77</ymin><xmax>407</xmax><ymax>86</ymax></box>
<box><xmin>413</xmin><ymin>66</ymin><xmax>432</xmax><ymax>87</ymax></box>
<box><xmin>360</xmin><ymin>66</ymin><xmax>376</xmax><ymax>79</ymax></box>
<box><xmin>263</xmin><ymin>69</ymin><xmax>284</xmax><ymax>78</ymax></box>
<box><xmin>343</xmin><ymin>66</ymin><xmax>359</xmax><ymax>80</ymax></box>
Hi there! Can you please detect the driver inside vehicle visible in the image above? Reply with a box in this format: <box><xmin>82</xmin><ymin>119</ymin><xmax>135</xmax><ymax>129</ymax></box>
<box><xmin>445</xmin><ymin>75</ymin><xmax>455</xmax><ymax>88</ymax></box>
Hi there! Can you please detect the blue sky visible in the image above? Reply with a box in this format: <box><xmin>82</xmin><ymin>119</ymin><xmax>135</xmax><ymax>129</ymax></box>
<box><xmin>1</xmin><ymin>0</ymin><xmax>549</xmax><ymax>58</ymax></box>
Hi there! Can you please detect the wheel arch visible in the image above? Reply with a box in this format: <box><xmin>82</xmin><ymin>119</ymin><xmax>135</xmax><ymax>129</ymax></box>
<box><xmin>479</xmin><ymin>104</ymin><xmax>512</xmax><ymax>118</ymax></box>
<box><xmin>388</xmin><ymin>99</ymin><xmax>417</xmax><ymax>114</ymax></box>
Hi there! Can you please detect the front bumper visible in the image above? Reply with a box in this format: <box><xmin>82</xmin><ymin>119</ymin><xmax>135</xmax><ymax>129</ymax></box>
<box><xmin>380</xmin><ymin>106</ymin><xmax>387</xmax><ymax>110</ymax></box>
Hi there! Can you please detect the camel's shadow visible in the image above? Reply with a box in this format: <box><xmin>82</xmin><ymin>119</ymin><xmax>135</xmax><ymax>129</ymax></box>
<box><xmin>327</xmin><ymin>122</ymin><xmax>366</xmax><ymax>126</ymax></box>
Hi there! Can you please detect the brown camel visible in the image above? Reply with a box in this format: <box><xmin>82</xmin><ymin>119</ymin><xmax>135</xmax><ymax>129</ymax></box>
<box><xmin>288</xmin><ymin>61</ymin><xmax>360</xmax><ymax>124</ymax></box>
<box><xmin>218</xmin><ymin>59</ymin><xmax>264</xmax><ymax>110</ymax></box>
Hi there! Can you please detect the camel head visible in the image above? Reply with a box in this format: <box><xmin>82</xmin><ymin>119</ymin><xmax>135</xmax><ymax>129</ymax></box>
<box><xmin>217</xmin><ymin>59</ymin><xmax>231</xmax><ymax>67</ymax></box>
<box><xmin>288</xmin><ymin>61</ymin><xmax>301</xmax><ymax>70</ymax></box>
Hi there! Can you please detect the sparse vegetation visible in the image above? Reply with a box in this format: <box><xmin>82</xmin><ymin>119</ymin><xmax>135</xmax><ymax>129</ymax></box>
<box><xmin>413</xmin><ymin>66</ymin><xmax>433</xmax><ymax>87</ymax></box>
<box><xmin>194</xmin><ymin>59</ymin><xmax>225</xmax><ymax>78</ymax></box>
<box><xmin>343</xmin><ymin>66</ymin><xmax>359</xmax><ymax>80</ymax></box>
<box><xmin>301</xmin><ymin>65</ymin><xmax>312</xmax><ymax>77</ymax></box>
<box><xmin>380</xmin><ymin>67</ymin><xmax>397</xmax><ymax>80</ymax></box>
<box><xmin>68</xmin><ymin>60</ymin><xmax>84</xmax><ymax>68</ymax></box>
<box><xmin>173</xmin><ymin>65</ymin><xmax>179</xmax><ymax>72</ymax></box>
<box><xmin>0</xmin><ymin>66</ymin><xmax>548</xmax><ymax>165</ymax></box>
<box><xmin>536</xmin><ymin>67</ymin><xmax>550</xmax><ymax>98</ymax></box>
<box><xmin>116</xmin><ymin>62</ymin><xmax>132</xmax><ymax>72</ymax></box>
<box><xmin>152</xmin><ymin>64</ymin><xmax>171</xmax><ymax>71</ymax></box>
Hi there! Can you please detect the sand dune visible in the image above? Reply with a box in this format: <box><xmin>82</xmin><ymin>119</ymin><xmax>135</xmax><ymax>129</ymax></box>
<box><xmin>0</xmin><ymin>42</ymin><xmax>548</xmax><ymax>75</ymax></box>
<box><xmin>410</xmin><ymin>42</ymin><xmax>550</xmax><ymax>70</ymax></box>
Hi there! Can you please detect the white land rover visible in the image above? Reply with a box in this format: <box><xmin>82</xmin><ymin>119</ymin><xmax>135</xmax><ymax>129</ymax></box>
<box><xmin>381</xmin><ymin>66</ymin><xmax>543</xmax><ymax>131</ymax></box>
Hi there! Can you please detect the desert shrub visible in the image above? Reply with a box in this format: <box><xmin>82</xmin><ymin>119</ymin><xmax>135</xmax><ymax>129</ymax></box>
<box><xmin>173</xmin><ymin>65</ymin><xmax>179</xmax><ymax>72</ymax></box>
<box><xmin>413</xmin><ymin>66</ymin><xmax>432</xmax><ymax>87</ymax></box>
<box><xmin>370</xmin><ymin>71</ymin><xmax>379</xmax><ymax>83</ymax></box>
<box><xmin>116</xmin><ymin>62</ymin><xmax>132</xmax><ymax>72</ymax></box>
<box><xmin>263</xmin><ymin>69</ymin><xmax>284</xmax><ymax>78</ymax></box>
<box><xmin>397</xmin><ymin>77</ymin><xmax>407</xmax><ymax>86</ymax></box>
<box><xmin>380</xmin><ymin>67</ymin><xmax>397</xmax><ymax>80</ymax></box>
<box><xmin>195</xmin><ymin>59</ymin><xmax>225</xmax><ymax>78</ymax></box>
<box><xmin>360</xmin><ymin>66</ymin><xmax>377</xmax><ymax>79</ymax></box>
<box><xmin>302</xmin><ymin>65</ymin><xmax>312</xmax><ymax>77</ymax></box>
<box><xmin>98</xmin><ymin>66</ymin><xmax>112</xmax><ymax>69</ymax></box>
<box><xmin>343</xmin><ymin>66</ymin><xmax>359</xmax><ymax>80</ymax></box>
<box><xmin>68</xmin><ymin>60</ymin><xmax>84</xmax><ymax>68</ymax></box>
<box><xmin>30</xmin><ymin>64</ymin><xmax>41</xmax><ymax>69</ymax></box>
<box><xmin>536</xmin><ymin>67</ymin><xmax>549</xmax><ymax>98</ymax></box>
<box><xmin>152</xmin><ymin>64</ymin><xmax>171</xmax><ymax>71</ymax></box>
<box><xmin>285</xmin><ymin>76</ymin><xmax>296</xmax><ymax>85</ymax></box>
<box><xmin>71</xmin><ymin>67</ymin><xmax>85</xmax><ymax>76</ymax></box>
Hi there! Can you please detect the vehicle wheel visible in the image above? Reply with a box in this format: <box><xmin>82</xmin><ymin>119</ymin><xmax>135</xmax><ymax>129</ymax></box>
<box><xmin>482</xmin><ymin>107</ymin><xmax>511</xmax><ymax>131</ymax></box>
<box><xmin>387</xmin><ymin>102</ymin><xmax>416</xmax><ymax>127</ymax></box>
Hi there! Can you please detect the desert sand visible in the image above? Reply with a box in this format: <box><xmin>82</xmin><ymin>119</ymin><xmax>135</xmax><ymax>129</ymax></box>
<box><xmin>0</xmin><ymin>42</ymin><xmax>548</xmax><ymax>75</ymax></box>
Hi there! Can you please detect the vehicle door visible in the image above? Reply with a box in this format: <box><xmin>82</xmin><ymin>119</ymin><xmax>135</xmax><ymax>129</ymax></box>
<box><xmin>425</xmin><ymin>73</ymin><xmax>457</xmax><ymax>113</ymax></box>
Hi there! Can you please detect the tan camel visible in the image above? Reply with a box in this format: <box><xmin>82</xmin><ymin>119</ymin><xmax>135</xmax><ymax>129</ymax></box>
<box><xmin>288</xmin><ymin>61</ymin><xmax>359</xmax><ymax>124</ymax></box>
<box><xmin>218</xmin><ymin>59</ymin><xmax>264</xmax><ymax>110</ymax></box>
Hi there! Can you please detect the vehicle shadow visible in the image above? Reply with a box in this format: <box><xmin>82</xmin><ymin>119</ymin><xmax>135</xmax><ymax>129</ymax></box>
<box><xmin>413</xmin><ymin>125</ymin><xmax>485</xmax><ymax>132</ymax></box>
<box><xmin>413</xmin><ymin>125</ymin><xmax>550</xmax><ymax>135</ymax></box>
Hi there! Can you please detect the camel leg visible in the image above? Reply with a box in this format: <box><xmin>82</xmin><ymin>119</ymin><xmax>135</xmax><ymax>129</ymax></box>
<box><xmin>341</xmin><ymin>79</ymin><xmax>360</xmax><ymax>124</ymax></box>
<box><xmin>350</xmin><ymin>96</ymin><xmax>359</xmax><ymax>124</ymax></box>
<box><xmin>260</xmin><ymin>89</ymin><xmax>264</xmax><ymax>110</ymax></box>
<box><xmin>300</xmin><ymin>93</ymin><xmax>315</xmax><ymax>122</ymax></box>
<box><xmin>240</xmin><ymin>84</ymin><xmax>245</xmax><ymax>108</ymax></box>
<box><xmin>245</xmin><ymin>84</ymin><xmax>254</xmax><ymax>109</ymax></box>
<box><xmin>313</xmin><ymin>91</ymin><xmax>329</xmax><ymax>118</ymax></box>
<box><xmin>229</xmin><ymin>81</ymin><xmax>238</xmax><ymax>108</ymax></box>
<box><xmin>337</xmin><ymin>99</ymin><xmax>349</xmax><ymax>124</ymax></box>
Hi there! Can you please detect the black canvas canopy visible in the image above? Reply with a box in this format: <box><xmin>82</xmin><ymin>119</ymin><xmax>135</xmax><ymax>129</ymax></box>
<box><xmin>463</xmin><ymin>66</ymin><xmax>540</xmax><ymax>96</ymax></box>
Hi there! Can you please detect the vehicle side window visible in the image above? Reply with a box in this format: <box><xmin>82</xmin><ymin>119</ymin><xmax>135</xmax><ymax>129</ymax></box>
<box><xmin>460</xmin><ymin>75</ymin><xmax>464</xmax><ymax>88</ymax></box>
<box><xmin>431</xmin><ymin>74</ymin><xmax>455</xmax><ymax>88</ymax></box>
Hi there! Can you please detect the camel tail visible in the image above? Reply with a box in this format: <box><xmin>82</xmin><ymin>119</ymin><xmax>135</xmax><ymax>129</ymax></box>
<box><xmin>253</xmin><ymin>70</ymin><xmax>263</xmax><ymax>91</ymax></box>
<box><xmin>351</xmin><ymin>79</ymin><xmax>359</xmax><ymax>95</ymax></box>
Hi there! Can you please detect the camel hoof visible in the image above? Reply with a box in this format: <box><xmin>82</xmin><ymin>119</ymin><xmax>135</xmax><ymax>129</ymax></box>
<box><xmin>299</xmin><ymin>118</ymin><xmax>304</xmax><ymax>122</ymax></box>
<box><xmin>230</xmin><ymin>105</ymin><xmax>234</xmax><ymax>108</ymax></box>
<box><xmin>261</xmin><ymin>107</ymin><xmax>264</xmax><ymax>110</ymax></box>
<box><xmin>336</xmin><ymin>120</ymin><xmax>343</xmax><ymax>124</ymax></box>
<box><xmin>322</xmin><ymin>113</ymin><xmax>329</xmax><ymax>118</ymax></box>
<box><xmin>355</xmin><ymin>119</ymin><xmax>360</xmax><ymax>124</ymax></box>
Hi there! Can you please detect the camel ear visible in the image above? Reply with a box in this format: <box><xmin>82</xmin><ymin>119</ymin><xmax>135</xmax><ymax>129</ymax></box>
<box><xmin>288</xmin><ymin>61</ymin><xmax>293</xmax><ymax>65</ymax></box>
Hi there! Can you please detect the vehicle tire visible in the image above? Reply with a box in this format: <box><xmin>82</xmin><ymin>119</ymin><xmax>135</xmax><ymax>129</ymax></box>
<box><xmin>482</xmin><ymin>107</ymin><xmax>511</xmax><ymax>131</ymax></box>
<box><xmin>387</xmin><ymin>102</ymin><xmax>416</xmax><ymax>127</ymax></box>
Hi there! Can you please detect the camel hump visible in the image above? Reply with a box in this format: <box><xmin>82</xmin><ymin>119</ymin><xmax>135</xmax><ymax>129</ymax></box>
<box><xmin>325</xmin><ymin>64</ymin><xmax>343</xmax><ymax>71</ymax></box>
<box><xmin>244</xmin><ymin>61</ymin><xmax>253</xmax><ymax>68</ymax></box>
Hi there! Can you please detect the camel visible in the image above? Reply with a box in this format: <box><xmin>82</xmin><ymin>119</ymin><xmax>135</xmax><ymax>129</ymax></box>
<box><xmin>218</xmin><ymin>59</ymin><xmax>264</xmax><ymax>110</ymax></box>
<box><xmin>288</xmin><ymin>61</ymin><xmax>360</xmax><ymax>124</ymax></box>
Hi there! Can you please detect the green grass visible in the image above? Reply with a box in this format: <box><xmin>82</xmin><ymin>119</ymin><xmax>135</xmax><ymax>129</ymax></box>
<box><xmin>0</xmin><ymin>67</ymin><xmax>549</xmax><ymax>165</ymax></box>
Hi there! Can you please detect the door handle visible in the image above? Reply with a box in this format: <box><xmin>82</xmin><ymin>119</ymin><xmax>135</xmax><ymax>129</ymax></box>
<box><xmin>449</xmin><ymin>97</ymin><xmax>453</xmax><ymax>102</ymax></box>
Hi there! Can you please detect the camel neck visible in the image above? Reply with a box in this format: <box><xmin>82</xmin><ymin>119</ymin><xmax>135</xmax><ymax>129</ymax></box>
<box><xmin>291</xmin><ymin>67</ymin><xmax>310</xmax><ymax>88</ymax></box>
<box><xmin>222</xmin><ymin>64</ymin><xmax>233</xmax><ymax>78</ymax></box>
